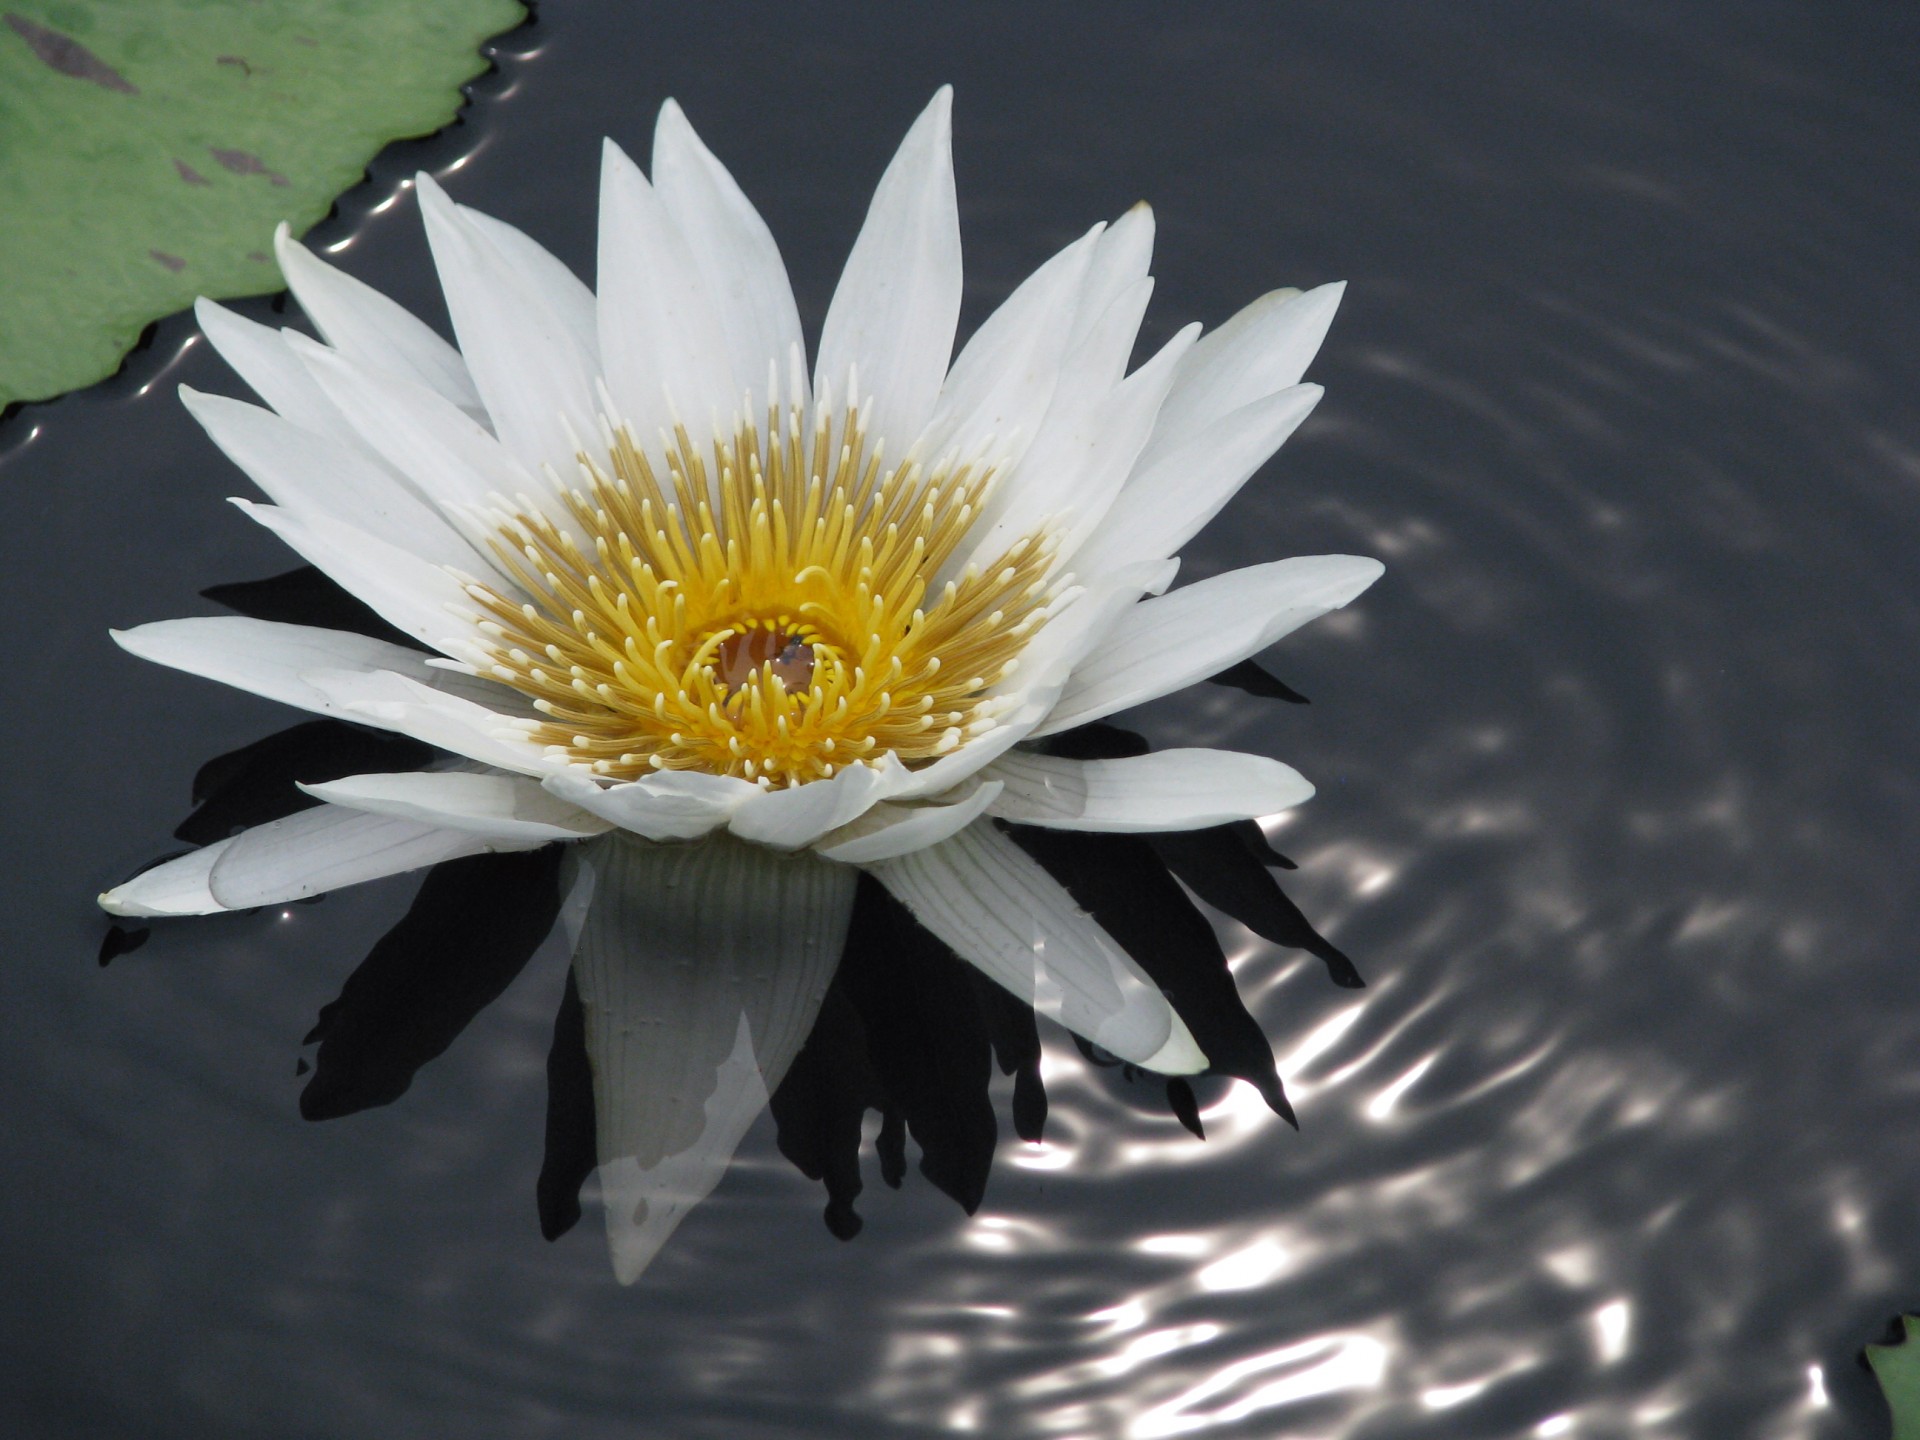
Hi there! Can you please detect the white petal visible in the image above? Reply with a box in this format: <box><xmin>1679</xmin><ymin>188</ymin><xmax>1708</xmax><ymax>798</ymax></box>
<box><xmin>181</xmin><ymin>388</ymin><xmax>488</xmax><ymax>573</ymax></box>
<box><xmin>543</xmin><ymin>769</ymin><xmax>758</xmax><ymax>842</ymax></box>
<box><xmin>909</xmin><ymin>223</ymin><xmax>1101</xmax><ymax>473</ymax></box>
<box><xmin>194</xmin><ymin>299</ymin><xmax>356</xmax><ymax>440</ymax></box>
<box><xmin>290</xmin><ymin>335</ymin><xmax>546</xmax><ymax>527</ymax></box>
<box><xmin>812</xmin><ymin>780</ymin><xmax>1003</xmax><ymax>864</ymax></box>
<box><xmin>110</xmin><ymin>616</ymin><xmax>513</xmax><ymax>723</ymax></box>
<box><xmin>232</xmin><ymin>500</ymin><xmax>479</xmax><ymax>656</ymax></box>
<box><xmin>870</xmin><ymin>820</ymin><xmax>1206</xmax><ymax>1074</ymax></box>
<box><xmin>99</xmin><ymin>838</ymin><xmax>239</xmax><ymax>917</ymax></box>
<box><xmin>1067</xmin><ymin>203</ymin><xmax>1154</xmax><ymax>356</ymax></box>
<box><xmin>1037</xmin><ymin>554</ymin><xmax>1385</xmax><ymax>735</ymax></box>
<box><xmin>300</xmin><ymin>770</ymin><xmax>612</xmax><ymax>842</ymax></box>
<box><xmin>983</xmin><ymin>748</ymin><xmax>1314</xmax><ymax>831</ymax></box>
<box><xmin>1070</xmin><ymin>384</ymin><xmax>1323</xmax><ymax>575</ymax></box>
<box><xmin>652</xmin><ymin>99</ymin><xmax>806</xmax><ymax>408</ymax></box>
<box><xmin>416</xmin><ymin>173</ymin><xmax>604</xmax><ymax>477</ymax></box>
<box><xmin>1018</xmin><ymin>320</ymin><xmax>1200</xmax><ymax>565</ymax></box>
<box><xmin>456</xmin><ymin>205</ymin><xmax>600</xmax><ymax>363</ymax></box>
<box><xmin>304</xmin><ymin>667</ymin><xmax>559</xmax><ymax>776</ymax></box>
<box><xmin>206</xmin><ymin>806</ymin><xmax>539</xmax><ymax>909</ymax></box>
<box><xmin>814</xmin><ymin>87</ymin><xmax>960</xmax><ymax>457</ymax></box>
<box><xmin>724</xmin><ymin>760</ymin><xmax>900</xmax><ymax>850</ymax></box>
<box><xmin>274</xmin><ymin>223</ymin><xmax>485</xmax><ymax>420</ymax></box>
<box><xmin>1142</xmin><ymin>282</ymin><xmax>1343</xmax><ymax>469</ymax></box>
<box><xmin>596</xmin><ymin>138</ymin><xmax>738</xmax><ymax>453</ymax></box>
<box><xmin>571</xmin><ymin>833</ymin><xmax>855</xmax><ymax>1282</ymax></box>
<box><xmin>963</xmin><ymin>281</ymin><xmax>1165</xmax><ymax>565</ymax></box>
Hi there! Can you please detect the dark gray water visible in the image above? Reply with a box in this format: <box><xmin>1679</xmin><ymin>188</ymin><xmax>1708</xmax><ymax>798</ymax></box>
<box><xmin>6</xmin><ymin>2</ymin><xmax>1920</xmax><ymax>1435</ymax></box>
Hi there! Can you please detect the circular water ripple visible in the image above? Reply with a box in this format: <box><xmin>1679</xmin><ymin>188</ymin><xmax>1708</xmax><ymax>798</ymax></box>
<box><xmin>5</xmin><ymin>3</ymin><xmax>1919</xmax><ymax>1438</ymax></box>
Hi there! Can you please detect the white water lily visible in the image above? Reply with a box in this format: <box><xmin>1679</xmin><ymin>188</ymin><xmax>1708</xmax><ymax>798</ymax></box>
<box><xmin>101</xmin><ymin>88</ymin><xmax>1380</xmax><ymax>1281</ymax></box>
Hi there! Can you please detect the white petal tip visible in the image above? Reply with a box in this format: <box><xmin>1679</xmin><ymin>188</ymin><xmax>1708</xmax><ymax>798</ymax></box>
<box><xmin>1140</xmin><ymin>1012</ymin><xmax>1209</xmax><ymax>1076</ymax></box>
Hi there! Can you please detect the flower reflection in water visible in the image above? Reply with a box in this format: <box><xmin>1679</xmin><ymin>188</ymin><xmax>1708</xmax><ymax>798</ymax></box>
<box><xmin>97</xmin><ymin>88</ymin><xmax>1381</xmax><ymax>1281</ymax></box>
<box><xmin>107</xmin><ymin>676</ymin><xmax>1365</xmax><ymax>1281</ymax></box>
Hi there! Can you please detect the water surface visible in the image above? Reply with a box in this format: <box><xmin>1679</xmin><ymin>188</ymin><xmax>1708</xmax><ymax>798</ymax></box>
<box><xmin>5</xmin><ymin>2</ymin><xmax>1919</xmax><ymax>1436</ymax></box>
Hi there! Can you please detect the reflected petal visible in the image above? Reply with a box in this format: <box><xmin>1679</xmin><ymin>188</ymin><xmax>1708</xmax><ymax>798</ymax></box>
<box><xmin>570</xmin><ymin>832</ymin><xmax>856</xmax><ymax>1282</ymax></box>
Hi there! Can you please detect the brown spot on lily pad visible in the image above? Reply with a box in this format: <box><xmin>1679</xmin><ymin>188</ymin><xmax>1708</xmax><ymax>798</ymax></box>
<box><xmin>216</xmin><ymin>54</ymin><xmax>252</xmax><ymax>76</ymax></box>
<box><xmin>5</xmin><ymin>12</ymin><xmax>137</xmax><ymax>93</ymax></box>
<box><xmin>209</xmin><ymin>147</ymin><xmax>289</xmax><ymax>187</ymax></box>
<box><xmin>149</xmin><ymin>250</ymin><xmax>186</xmax><ymax>273</ymax></box>
<box><xmin>247</xmin><ymin>251</ymin><xmax>269</xmax><ymax>264</ymax></box>
<box><xmin>174</xmin><ymin>158</ymin><xmax>210</xmax><ymax>186</ymax></box>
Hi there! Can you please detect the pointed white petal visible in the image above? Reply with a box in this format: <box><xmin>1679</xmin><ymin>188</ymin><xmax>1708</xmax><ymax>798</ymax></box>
<box><xmin>596</xmin><ymin>138</ymin><xmax>738</xmax><ymax>452</ymax></box>
<box><xmin>812</xmin><ymin>780</ymin><xmax>1003</xmax><ymax>864</ymax></box>
<box><xmin>181</xmin><ymin>388</ymin><xmax>488</xmax><ymax>572</ymax></box>
<box><xmin>289</xmin><ymin>335</ymin><xmax>546</xmax><ymax>527</ymax></box>
<box><xmin>110</xmin><ymin>617</ymin><xmax>511</xmax><ymax>724</ymax></box>
<box><xmin>304</xmin><ymin>667</ymin><xmax>559</xmax><ymax>777</ymax></box>
<box><xmin>300</xmin><ymin>770</ymin><xmax>612</xmax><ymax>842</ymax></box>
<box><xmin>230</xmin><ymin>499</ymin><xmax>477</xmax><ymax>648</ymax></box>
<box><xmin>1067</xmin><ymin>203</ymin><xmax>1154</xmax><ymax>356</ymax></box>
<box><xmin>274</xmin><ymin>223</ymin><xmax>484</xmax><ymax>420</ymax></box>
<box><xmin>99</xmin><ymin>839</ymin><xmax>240</xmax><ymax>917</ymax></box>
<box><xmin>1037</xmin><ymin>554</ymin><xmax>1385</xmax><ymax>735</ymax></box>
<box><xmin>910</xmin><ymin>223</ymin><xmax>1101</xmax><ymax>473</ymax></box>
<box><xmin>1142</xmin><ymin>282</ymin><xmax>1343</xmax><ymax>468</ymax></box>
<box><xmin>194</xmin><ymin>299</ymin><xmax>355</xmax><ymax>440</ymax></box>
<box><xmin>207</xmin><ymin>805</ymin><xmax>540</xmax><ymax>909</ymax></box>
<box><xmin>724</xmin><ymin>760</ymin><xmax>900</xmax><ymax>850</ymax></box>
<box><xmin>870</xmin><ymin>821</ymin><xmax>1206</xmax><ymax>1074</ymax></box>
<box><xmin>992</xmin><ymin>320</ymin><xmax>1198</xmax><ymax>566</ymax></box>
<box><xmin>814</xmin><ymin>87</ymin><xmax>961</xmax><ymax>456</ymax></box>
<box><xmin>1070</xmin><ymin>384</ymin><xmax>1323</xmax><ymax>575</ymax></box>
<box><xmin>231</xmin><ymin>500</ymin><xmax>479</xmax><ymax>656</ymax></box>
<box><xmin>961</xmin><ymin>279</ymin><xmax>1161</xmax><ymax>565</ymax></box>
<box><xmin>456</xmin><ymin>205</ymin><xmax>599</xmax><ymax>363</ymax></box>
<box><xmin>572</xmin><ymin>833</ymin><xmax>855</xmax><ymax>1282</ymax></box>
<box><xmin>416</xmin><ymin>173</ymin><xmax>604</xmax><ymax>477</ymax></box>
<box><xmin>983</xmin><ymin>748</ymin><xmax>1313</xmax><ymax>831</ymax></box>
<box><xmin>652</xmin><ymin>99</ymin><xmax>805</xmax><ymax>407</ymax></box>
<box><xmin>542</xmin><ymin>769</ymin><xmax>758</xmax><ymax>842</ymax></box>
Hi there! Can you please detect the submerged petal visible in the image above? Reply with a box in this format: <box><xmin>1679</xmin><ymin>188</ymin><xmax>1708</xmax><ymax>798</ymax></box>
<box><xmin>100</xmin><ymin>839</ymin><xmax>239</xmax><ymax>917</ymax></box>
<box><xmin>869</xmin><ymin>819</ymin><xmax>1207</xmax><ymax>1074</ymax></box>
<box><xmin>205</xmin><ymin>805</ymin><xmax>542</xmax><ymax>910</ymax></box>
<box><xmin>570</xmin><ymin>832</ymin><xmax>855</xmax><ymax>1283</ymax></box>
<box><xmin>814</xmin><ymin>781</ymin><xmax>1003</xmax><ymax>865</ymax></box>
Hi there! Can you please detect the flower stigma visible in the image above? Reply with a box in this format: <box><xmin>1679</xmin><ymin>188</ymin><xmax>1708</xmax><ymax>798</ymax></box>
<box><xmin>463</xmin><ymin>380</ymin><xmax>1061</xmax><ymax>788</ymax></box>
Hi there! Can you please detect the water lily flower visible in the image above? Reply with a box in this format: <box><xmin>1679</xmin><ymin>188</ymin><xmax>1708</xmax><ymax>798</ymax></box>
<box><xmin>100</xmin><ymin>88</ymin><xmax>1381</xmax><ymax>1280</ymax></box>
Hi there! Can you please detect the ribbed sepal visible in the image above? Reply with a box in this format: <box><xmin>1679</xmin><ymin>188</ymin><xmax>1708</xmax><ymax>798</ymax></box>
<box><xmin>570</xmin><ymin>831</ymin><xmax>856</xmax><ymax>1283</ymax></box>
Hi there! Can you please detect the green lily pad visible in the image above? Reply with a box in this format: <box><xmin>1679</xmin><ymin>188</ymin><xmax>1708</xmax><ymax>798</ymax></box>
<box><xmin>1869</xmin><ymin>1314</ymin><xmax>1920</xmax><ymax>1437</ymax></box>
<box><xmin>0</xmin><ymin>0</ymin><xmax>525</xmax><ymax>409</ymax></box>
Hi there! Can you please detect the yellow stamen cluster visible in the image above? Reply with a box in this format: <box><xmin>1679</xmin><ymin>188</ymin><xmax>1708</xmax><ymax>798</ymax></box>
<box><xmin>465</xmin><ymin>399</ymin><xmax>1057</xmax><ymax>787</ymax></box>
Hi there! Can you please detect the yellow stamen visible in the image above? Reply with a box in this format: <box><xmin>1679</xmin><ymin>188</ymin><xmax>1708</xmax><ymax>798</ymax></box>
<box><xmin>467</xmin><ymin>400</ymin><xmax>1055</xmax><ymax>787</ymax></box>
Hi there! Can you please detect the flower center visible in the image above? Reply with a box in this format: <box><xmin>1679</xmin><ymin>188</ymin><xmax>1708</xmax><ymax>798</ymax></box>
<box><xmin>711</xmin><ymin>619</ymin><xmax>819</xmax><ymax>693</ymax></box>
<box><xmin>460</xmin><ymin>394</ymin><xmax>1060</xmax><ymax>788</ymax></box>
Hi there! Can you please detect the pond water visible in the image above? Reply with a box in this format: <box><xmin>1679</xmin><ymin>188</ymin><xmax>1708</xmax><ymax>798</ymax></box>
<box><xmin>5</xmin><ymin>2</ymin><xmax>1919</xmax><ymax>1436</ymax></box>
